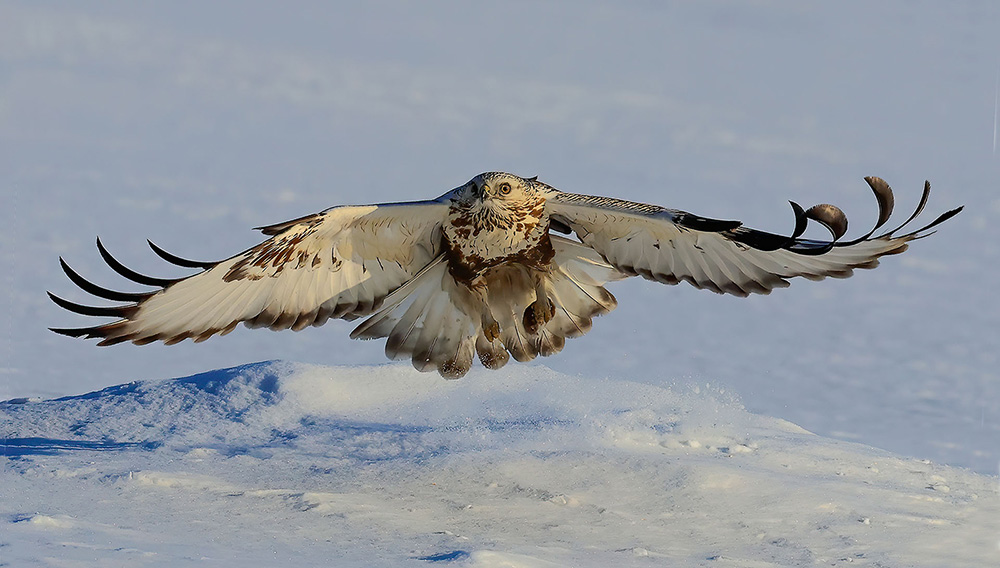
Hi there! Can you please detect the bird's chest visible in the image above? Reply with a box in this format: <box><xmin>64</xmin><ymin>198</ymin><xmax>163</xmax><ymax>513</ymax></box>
<box><xmin>443</xmin><ymin>202</ymin><xmax>553</xmax><ymax>282</ymax></box>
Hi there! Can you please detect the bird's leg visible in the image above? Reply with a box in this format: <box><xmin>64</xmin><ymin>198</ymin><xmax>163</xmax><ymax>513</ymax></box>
<box><xmin>469</xmin><ymin>277</ymin><xmax>501</xmax><ymax>342</ymax></box>
<box><xmin>523</xmin><ymin>273</ymin><xmax>555</xmax><ymax>335</ymax></box>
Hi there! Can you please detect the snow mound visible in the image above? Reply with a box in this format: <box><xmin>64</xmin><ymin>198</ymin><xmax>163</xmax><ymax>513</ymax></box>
<box><xmin>2</xmin><ymin>362</ymin><xmax>996</xmax><ymax>567</ymax></box>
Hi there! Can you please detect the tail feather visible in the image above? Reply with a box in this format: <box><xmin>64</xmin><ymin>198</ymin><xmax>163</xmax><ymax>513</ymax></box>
<box><xmin>544</xmin><ymin>257</ymin><xmax>619</xmax><ymax>339</ymax></box>
<box><xmin>352</xmin><ymin>256</ymin><xmax>479</xmax><ymax>378</ymax></box>
<box><xmin>412</xmin><ymin>292</ymin><xmax>457</xmax><ymax>371</ymax></box>
<box><xmin>383</xmin><ymin>288</ymin><xmax>435</xmax><ymax>361</ymax></box>
<box><xmin>547</xmin><ymin>283</ymin><xmax>594</xmax><ymax>338</ymax></box>
<box><xmin>533</xmin><ymin>327</ymin><xmax>566</xmax><ymax>357</ymax></box>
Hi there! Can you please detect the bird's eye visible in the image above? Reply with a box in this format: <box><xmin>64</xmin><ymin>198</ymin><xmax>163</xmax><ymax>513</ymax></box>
<box><xmin>498</xmin><ymin>182</ymin><xmax>512</xmax><ymax>195</ymax></box>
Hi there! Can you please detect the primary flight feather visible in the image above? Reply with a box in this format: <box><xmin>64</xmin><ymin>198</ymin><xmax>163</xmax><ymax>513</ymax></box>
<box><xmin>50</xmin><ymin>173</ymin><xmax>961</xmax><ymax>378</ymax></box>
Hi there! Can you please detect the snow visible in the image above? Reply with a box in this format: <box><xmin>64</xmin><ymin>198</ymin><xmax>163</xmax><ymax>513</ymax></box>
<box><xmin>3</xmin><ymin>362</ymin><xmax>997</xmax><ymax>566</ymax></box>
<box><xmin>2</xmin><ymin>1</ymin><xmax>999</xmax><ymax>565</ymax></box>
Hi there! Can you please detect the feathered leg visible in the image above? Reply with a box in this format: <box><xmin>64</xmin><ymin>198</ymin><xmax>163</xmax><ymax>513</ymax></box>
<box><xmin>469</xmin><ymin>277</ymin><xmax>501</xmax><ymax>343</ymax></box>
<box><xmin>522</xmin><ymin>272</ymin><xmax>555</xmax><ymax>335</ymax></box>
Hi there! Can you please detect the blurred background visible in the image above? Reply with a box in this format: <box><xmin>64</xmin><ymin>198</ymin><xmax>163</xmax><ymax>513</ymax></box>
<box><xmin>2</xmin><ymin>1</ymin><xmax>998</xmax><ymax>473</ymax></box>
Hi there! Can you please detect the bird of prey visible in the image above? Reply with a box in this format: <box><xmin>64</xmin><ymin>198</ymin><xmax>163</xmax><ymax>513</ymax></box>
<box><xmin>50</xmin><ymin>173</ymin><xmax>961</xmax><ymax>378</ymax></box>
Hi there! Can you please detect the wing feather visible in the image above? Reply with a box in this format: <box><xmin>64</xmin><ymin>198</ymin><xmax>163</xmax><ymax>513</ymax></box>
<box><xmin>547</xmin><ymin>178</ymin><xmax>961</xmax><ymax>296</ymax></box>
<box><xmin>50</xmin><ymin>199</ymin><xmax>451</xmax><ymax>345</ymax></box>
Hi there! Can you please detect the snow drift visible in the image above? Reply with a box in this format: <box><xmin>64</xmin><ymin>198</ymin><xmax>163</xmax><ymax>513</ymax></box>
<box><xmin>2</xmin><ymin>362</ymin><xmax>996</xmax><ymax>567</ymax></box>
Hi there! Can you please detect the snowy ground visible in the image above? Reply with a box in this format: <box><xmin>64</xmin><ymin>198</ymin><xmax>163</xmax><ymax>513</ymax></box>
<box><xmin>2</xmin><ymin>1</ymin><xmax>999</xmax><ymax>565</ymax></box>
<box><xmin>3</xmin><ymin>362</ymin><xmax>998</xmax><ymax>567</ymax></box>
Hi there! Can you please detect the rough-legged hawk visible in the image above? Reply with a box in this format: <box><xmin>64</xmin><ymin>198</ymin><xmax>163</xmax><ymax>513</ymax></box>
<box><xmin>50</xmin><ymin>173</ymin><xmax>961</xmax><ymax>378</ymax></box>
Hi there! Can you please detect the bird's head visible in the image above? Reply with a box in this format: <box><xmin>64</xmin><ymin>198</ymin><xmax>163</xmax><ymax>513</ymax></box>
<box><xmin>453</xmin><ymin>172</ymin><xmax>546</xmax><ymax>224</ymax></box>
<box><xmin>469</xmin><ymin>172</ymin><xmax>535</xmax><ymax>201</ymax></box>
<box><xmin>458</xmin><ymin>172</ymin><xmax>544</xmax><ymax>206</ymax></box>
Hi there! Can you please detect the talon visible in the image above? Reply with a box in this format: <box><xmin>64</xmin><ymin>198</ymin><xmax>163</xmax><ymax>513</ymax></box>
<box><xmin>523</xmin><ymin>297</ymin><xmax>555</xmax><ymax>335</ymax></box>
<box><xmin>483</xmin><ymin>319</ymin><xmax>501</xmax><ymax>342</ymax></box>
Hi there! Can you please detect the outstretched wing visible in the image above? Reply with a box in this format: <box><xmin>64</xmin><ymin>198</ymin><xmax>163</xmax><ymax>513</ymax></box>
<box><xmin>49</xmin><ymin>199</ymin><xmax>450</xmax><ymax>345</ymax></box>
<box><xmin>547</xmin><ymin>177</ymin><xmax>962</xmax><ymax>296</ymax></box>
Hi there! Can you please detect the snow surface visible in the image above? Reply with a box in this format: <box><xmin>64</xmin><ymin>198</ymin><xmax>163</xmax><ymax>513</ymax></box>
<box><xmin>3</xmin><ymin>361</ymin><xmax>998</xmax><ymax>567</ymax></box>
<box><xmin>2</xmin><ymin>1</ymin><xmax>1000</xmax><ymax>564</ymax></box>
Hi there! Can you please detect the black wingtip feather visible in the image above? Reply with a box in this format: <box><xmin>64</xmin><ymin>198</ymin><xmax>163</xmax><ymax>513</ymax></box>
<box><xmin>804</xmin><ymin>204</ymin><xmax>849</xmax><ymax>241</ymax></box>
<box><xmin>674</xmin><ymin>213</ymin><xmax>743</xmax><ymax>232</ymax></box>
<box><xmin>147</xmin><ymin>240</ymin><xmax>218</xmax><ymax>269</ymax></box>
<box><xmin>742</xmin><ymin>178</ymin><xmax>960</xmax><ymax>255</ymax></box>
<box><xmin>59</xmin><ymin>257</ymin><xmax>154</xmax><ymax>302</ymax></box>
<box><xmin>863</xmin><ymin>176</ymin><xmax>895</xmax><ymax>230</ymax></box>
<box><xmin>47</xmin><ymin>291</ymin><xmax>134</xmax><ymax>318</ymax></box>
<box><xmin>910</xmin><ymin>205</ymin><xmax>963</xmax><ymax>235</ymax></box>
<box><xmin>96</xmin><ymin>237</ymin><xmax>182</xmax><ymax>288</ymax></box>
<box><xmin>883</xmin><ymin>180</ymin><xmax>932</xmax><ymax>237</ymax></box>
<box><xmin>789</xmin><ymin>201</ymin><xmax>808</xmax><ymax>240</ymax></box>
<box><xmin>49</xmin><ymin>326</ymin><xmax>92</xmax><ymax>338</ymax></box>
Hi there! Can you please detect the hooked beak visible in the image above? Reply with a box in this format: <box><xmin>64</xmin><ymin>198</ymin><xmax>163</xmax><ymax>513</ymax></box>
<box><xmin>471</xmin><ymin>179</ymin><xmax>487</xmax><ymax>199</ymax></box>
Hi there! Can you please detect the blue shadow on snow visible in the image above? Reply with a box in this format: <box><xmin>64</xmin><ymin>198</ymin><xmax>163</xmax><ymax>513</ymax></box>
<box><xmin>417</xmin><ymin>550</ymin><xmax>471</xmax><ymax>563</ymax></box>
<box><xmin>1</xmin><ymin>437</ymin><xmax>160</xmax><ymax>457</ymax></box>
<box><xmin>47</xmin><ymin>360</ymin><xmax>283</xmax><ymax>403</ymax></box>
